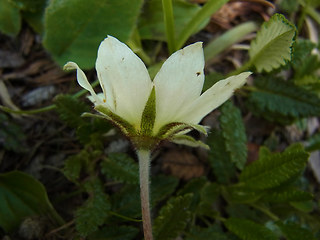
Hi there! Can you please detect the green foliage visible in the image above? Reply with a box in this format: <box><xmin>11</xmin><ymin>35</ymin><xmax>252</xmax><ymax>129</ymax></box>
<box><xmin>239</xmin><ymin>144</ymin><xmax>309</xmax><ymax>190</ymax></box>
<box><xmin>262</xmin><ymin>186</ymin><xmax>313</xmax><ymax>203</ymax></box>
<box><xmin>43</xmin><ymin>0</ymin><xmax>143</xmax><ymax>68</ymax></box>
<box><xmin>0</xmin><ymin>0</ymin><xmax>21</xmax><ymax>36</ymax></box>
<box><xmin>9</xmin><ymin>0</ymin><xmax>45</xmax><ymax>11</ymax></box>
<box><xmin>277</xmin><ymin>221</ymin><xmax>317</xmax><ymax>240</ymax></box>
<box><xmin>75</xmin><ymin>178</ymin><xmax>111</xmax><ymax>237</ymax></box>
<box><xmin>89</xmin><ymin>225</ymin><xmax>139</xmax><ymax>240</ymax></box>
<box><xmin>249</xmin><ymin>13</ymin><xmax>296</xmax><ymax>72</ymax></box>
<box><xmin>186</xmin><ymin>225</ymin><xmax>229</xmax><ymax>240</ymax></box>
<box><xmin>220</xmin><ymin>101</ymin><xmax>247</xmax><ymax>170</ymax></box>
<box><xmin>207</xmin><ymin>130</ymin><xmax>237</xmax><ymax>184</ymax></box>
<box><xmin>150</xmin><ymin>175</ymin><xmax>179</xmax><ymax>206</ymax></box>
<box><xmin>54</xmin><ymin>94</ymin><xmax>90</xmax><ymax>128</ymax></box>
<box><xmin>225</xmin><ymin>217</ymin><xmax>278</xmax><ymax>240</ymax></box>
<box><xmin>247</xmin><ymin>77</ymin><xmax>320</xmax><ymax>123</ymax></box>
<box><xmin>0</xmin><ymin>113</ymin><xmax>26</xmax><ymax>152</ymax></box>
<box><xmin>306</xmin><ymin>132</ymin><xmax>320</xmax><ymax>151</ymax></box>
<box><xmin>63</xmin><ymin>150</ymin><xmax>90</xmax><ymax>183</ymax></box>
<box><xmin>0</xmin><ymin>171</ymin><xmax>63</xmax><ymax>233</ymax></box>
<box><xmin>139</xmin><ymin>0</ymin><xmax>203</xmax><ymax>41</ymax></box>
<box><xmin>111</xmin><ymin>184</ymin><xmax>141</xmax><ymax>219</ymax></box>
<box><xmin>153</xmin><ymin>194</ymin><xmax>193</xmax><ymax>240</ymax></box>
<box><xmin>101</xmin><ymin>153</ymin><xmax>139</xmax><ymax>185</ymax></box>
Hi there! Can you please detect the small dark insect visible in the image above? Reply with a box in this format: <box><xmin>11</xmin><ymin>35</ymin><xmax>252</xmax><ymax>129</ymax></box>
<box><xmin>196</xmin><ymin>72</ymin><xmax>201</xmax><ymax>76</ymax></box>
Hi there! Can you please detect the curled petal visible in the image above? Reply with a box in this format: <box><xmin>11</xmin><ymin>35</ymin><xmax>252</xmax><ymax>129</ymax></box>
<box><xmin>64</xmin><ymin>62</ymin><xmax>101</xmax><ymax>104</ymax></box>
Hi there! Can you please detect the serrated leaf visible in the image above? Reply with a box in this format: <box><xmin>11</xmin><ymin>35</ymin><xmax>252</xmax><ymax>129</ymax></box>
<box><xmin>247</xmin><ymin>77</ymin><xmax>320</xmax><ymax>122</ymax></box>
<box><xmin>101</xmin><ymin>153</ymin><xmax>139</xmax><ymax>185</ymax></box>
<box><xmin>177</xmin><ymin>177</ymin><xmax>207</xmax><ymax>211</ymax></box>
<box><xmin>75</xmin><ymin>178</ymin><xmax>111</xmax><ymax>237</ymax></box>
<box><xmin>262</xmin><ymin>186</ymin><xmax>313</xmax><ymax>203</ymax></box>
<box><xmin>153</xmin><ymin>194</ymin><xmax>193</xmax><ymax>240</ymax></box>
<box><xmin>150</xmin><ymin>175</ymin><xmax>179</xmax><ymax>206</ymax></box>
<box><xmin>197</xmin><ymin>182</ymin><xmax>220</xmax><ymax>217</ymax></box>
<box><xmin>111</xmin><ymin>184</ymin><xmax>141</xmax><ymax>219</ymax></box>
<box><xmin>249</xmin><ymin>13</ymin><xmax>296</xmax><ymax>72</ymax></box>
<box><xmin>207</xmin><ymin>130</ymin><xmax>237</xmax><ymax>184</ymax></box>
<box><xmin>0</xmin><ymin>0</ymin><xmax>21</xmax><ymax>36</ymax></box>
<box><xmin>54</xmin><ymin>94</ymin><xmax>90</xmax><ymax>128</ymax></box>
<box><xmin>239</xmin><ymin>144</ymin><xmax>309</xmax><ymax>190</ymax></box>
<box><xmin>89</xmin><ymin>225</ymin><xmax>139</xmax><ymax>240</ymax></box>
<box><xmin>225</xmin><ymin>217</ymin><xmax>278</xmax><ymax>240</ymax></box>
<box><xmin>43</xmin><ymin>0</ymin><xmax>143</xmax><ymax>68</ymax></box>
<box><xmin>294</xmin><ymin>55</ymin><xmax>320</xmax><ymax>79</ymax></box>
<box><xmin>0</xmin><ymin>171</ymin><xmax>63</xmax><ymax>233</ymax></box>
<box><xmin>220</xmin><ymin>101</ymin><xmax>247</xmax><ymax>170</ymax></box>
<box><xmin>277</xmin><ymin>222</ymin><xmax>316</xmax><ymax>240</ymax></box>
<box><xmin>63</xmin><ymin>150</ymin><xmax>89</xmax><ymax>183</ymax></box>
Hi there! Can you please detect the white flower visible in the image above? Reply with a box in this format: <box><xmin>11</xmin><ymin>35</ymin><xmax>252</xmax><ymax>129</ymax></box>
<box><xmin>64</xmin><ymin>36</ymin><xmax>251</xmax><ymax>150</ymax></box>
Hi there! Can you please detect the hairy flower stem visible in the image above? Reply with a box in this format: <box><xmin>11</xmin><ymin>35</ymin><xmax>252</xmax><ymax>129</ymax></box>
<box><xmin>137</xmin><ymin>149</ymin><xmax>153</xmax><ymax>240</ymax></box>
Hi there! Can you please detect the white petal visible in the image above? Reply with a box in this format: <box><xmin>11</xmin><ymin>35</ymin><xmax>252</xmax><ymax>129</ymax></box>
<box><xmin>176</xmin><ymin>72</ymin><xmax>252</xmax><ymax>124</ymax></box>
<box><xmin>153</xmin><ymin>42</ymin><xmax>205</xmax><ymax>132</ymax></box>
<box><xmin>95</xmin><ymin>36</ymin><xmax>153</xmax><ymax>128</ymax></box>
<box><xmin>64</xmin><ymin>62</ymin><xmax>101</xmax><ymax>104</ymax></box>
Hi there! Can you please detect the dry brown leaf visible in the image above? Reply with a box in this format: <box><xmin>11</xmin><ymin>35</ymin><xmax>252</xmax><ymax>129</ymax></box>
<box><xmin>161</xmin><ymin>150</ymin><xmax>205</xmax><ymax>180</ymax></box>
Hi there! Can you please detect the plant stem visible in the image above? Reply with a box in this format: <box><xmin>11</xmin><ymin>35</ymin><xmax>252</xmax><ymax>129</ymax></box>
<box><xmin>137</xmin><ymin>149</ymin><xmax>153</xmax><ymax>240</ymax></box>
<box><xmin>176</xmin><ymin>0</ymin><xmax>228</xmax><ymax>50</ymax></box>
<box><xmin>162</xmin><ymin>0</ymin><xmax>176</xmax><ymax>54</ymax></box>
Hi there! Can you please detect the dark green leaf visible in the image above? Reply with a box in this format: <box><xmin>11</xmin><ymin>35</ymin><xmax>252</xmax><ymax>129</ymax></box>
<box><xmin>153</xmin><ymin>194</ymin><xmax>193</xmax><ymax>240</ymax></box>
<box><xmin>225</xmin><ymin>217</ymin><xmax>278</xmax><ymax>240</ymax></box>
<box><xmin>226</xmin><ymin>204</ymin><xmax>260</xmax><ymax>221</ymax></box>
<box><xmin>220</xmin><ymin>101</ymin><xmax>247</xmax><ymax>170</ymax></box>
<box><xmin>207</xmin><ymin>130</ymin><xmax>237</xmax><ymax>184</ymax></box>
<box><xmin>177</xmin><ymin>177</ymin><xmax>207</xmax><ymax>211</ymax></box>
<box><xmin>247</xmin><ymin>77</ymin><xmax>320</xmax><ymax>122</ymax></box>
<box><xmin>89</xmin><ymin>225</ymin><xmax>139</xmax><ymax>240</ymax></box>
<box><xmin>262</xmin><ymin>186</ymin><xmax>313</xmax><ymax>203</ymax></box>
<box><xmin>0</xmin><ymin>0</ymin><xmax>21</xmax><ymax>36</ymax></box>
<box><xmin>54</xmin><ymin>94</ymin><xmax>90</xmax><ymax>128</ymax></box>
<box><xmin>0</xmin><ymin>113</ymin><xmax>26</xmax><ymax>152</ymax></box>
<box><xmin>0</xmin><ymin>171</ymin><xmax>63</xmax><ymax>233</ymax></box>
<box><xmin>75</xmin><ymin>178</ymin><xmax>111</xmax><ymax>237</ymax></box>
<box><xmin>101</xmin><ymin>153</ymin><xmax>139</xmax><ymax>185</ymax></box>
<box><xmin>111</xmin><ymin>184</ymin><xmax>141</xmax><ymax>219</ymax></box>
<box><xmin>239</xmin><ymin>144</ymin><xmax>309</xmax><ymax>190</ymax></box>
<box><xmin>277</xmin><ymin>222</ymin><xmax>316</xmax><ymax>240</ymax></box>
<box><xmin>223</xmin><ymin>185</ymin><xmax>262</xmax><ymax>203</ymax></box>
<box><xmin>63</xmin><ymin>150</ymin><xmax>89</xmax><ymax>183</ymax></box>
<box><xmin>43</xmin><ymin>0</ymin><xmax>143</xmax><ymax>68</ymax></box>
<box><xmin>10</xmin><ymin>0</ymin><xmax>46</xmax><ymax>11</ymax></box>
<box><xmin>186</xmin><ymin>225</ymin><xmax>229</xmax><ymax>240</ymax></box>
<box><xmin>151</xmin><ymin>175</ymin><xmax>179</xmax><ymax>206</ymax></box>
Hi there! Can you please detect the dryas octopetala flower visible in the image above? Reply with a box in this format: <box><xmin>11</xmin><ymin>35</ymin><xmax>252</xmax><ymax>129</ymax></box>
<box><xmin>64</xmin><ymin>36</ymin><xmax>251</xmax><ymax>150</ymax></box>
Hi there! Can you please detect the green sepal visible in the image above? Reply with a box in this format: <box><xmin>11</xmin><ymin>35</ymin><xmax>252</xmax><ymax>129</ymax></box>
<box><xmin>171</xmin><ymin>134</ymin><xmax>210</xmax><ymax>150</ymax></box>
<box><xmin>157</xmin><ymin>122</ymin><xmax>209</xmax><ymax>139</ymax></box>
<box><xmin>94</xmin><ymin>105</ymin><xmax>136</xmax><ymax>136</ymax></box>
<box><xmin>140</xmin><ymin>87</ymin><xmax>156</xmax><ymax>136</ymax></box>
